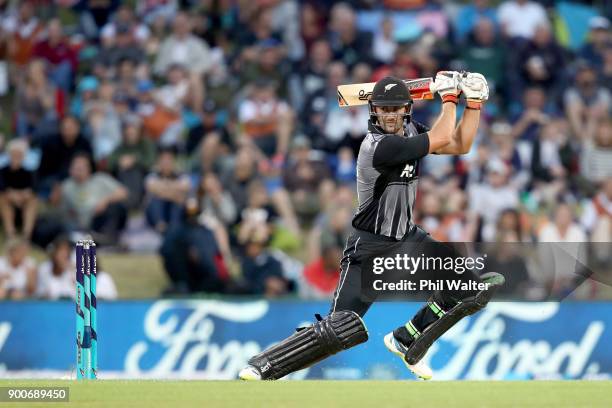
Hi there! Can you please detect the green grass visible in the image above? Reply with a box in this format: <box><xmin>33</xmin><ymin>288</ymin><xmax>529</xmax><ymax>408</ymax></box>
<box><xmin>0</xmin><ymin>380</ymin><xmax>610</xmax><ymax>408</ymax></box>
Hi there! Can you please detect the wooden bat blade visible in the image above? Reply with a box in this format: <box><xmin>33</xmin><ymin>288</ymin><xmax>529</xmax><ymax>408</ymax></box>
<box><xmin>337</xmin><ymin>77</ymin><xmax>433</xmax><ymax>107</ymax></box>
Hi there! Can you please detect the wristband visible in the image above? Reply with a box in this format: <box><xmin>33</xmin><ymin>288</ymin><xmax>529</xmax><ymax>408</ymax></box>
<box><xmin>442</xmin><ymin>94</ymin><xmax>458</xmax><ymax>104</ymax></box>
<box><xmin>466</xmin><ymin>99</ymin><xmax>482</xmax><ymax>110</ymax></box>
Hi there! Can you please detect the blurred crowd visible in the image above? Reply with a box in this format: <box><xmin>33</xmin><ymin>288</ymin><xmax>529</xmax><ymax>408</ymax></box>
<box><xmin>0</xmin><ymin>0</ymin><xmax>610</xmax><ymax>300</ymax></box>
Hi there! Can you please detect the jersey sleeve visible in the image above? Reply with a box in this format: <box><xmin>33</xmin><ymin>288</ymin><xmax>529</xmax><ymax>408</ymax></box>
<box><xmin>372</xmin><ymin>133</ymin><xmax>430</xmax><ymax>169</ymax></box>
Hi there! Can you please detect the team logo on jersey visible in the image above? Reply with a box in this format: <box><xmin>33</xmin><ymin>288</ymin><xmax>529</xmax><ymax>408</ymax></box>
<box><xmin>384</xmin><ymin>83</ymin><xmax>397</xmax><ymax>92</ymax></box>
<box><xmin>400</xmin><ymin>163</ymin><xmax>415</xmax><ymax>178</ymax></box>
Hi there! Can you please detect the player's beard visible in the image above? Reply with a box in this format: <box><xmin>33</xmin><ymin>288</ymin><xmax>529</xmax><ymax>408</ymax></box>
<box><xmin>378</xmin><ymin>113</ymin><xmax>404</xmax><ymax>134</ymax></box>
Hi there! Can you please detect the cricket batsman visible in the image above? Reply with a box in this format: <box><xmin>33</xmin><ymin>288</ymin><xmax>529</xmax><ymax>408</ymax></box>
<box><xmin>239</xmin><ymin>71</ymin><xmax>505</xmax><ymax>381</ymax></box>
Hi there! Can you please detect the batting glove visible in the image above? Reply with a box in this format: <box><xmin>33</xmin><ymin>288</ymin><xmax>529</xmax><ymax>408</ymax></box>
<box><xmin>431</xmin><ymin>71</ymin><xmax>461</xmax><ymax>104</ymax></box>
<box><xmin>459</xmin><ymin>72</ymin><xmax>489</xmax><ymax>110</ymax></box>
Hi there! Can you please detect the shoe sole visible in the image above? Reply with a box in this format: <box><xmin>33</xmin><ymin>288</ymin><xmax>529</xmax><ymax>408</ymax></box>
<box><xmin>383</xmin><ymin>333</ymin><xmax>432</xmax><ymax>380</ymax></box>
<box><xmin>238</xmin><ymin>368</ymin><xmax>262</xmax><ymax>381</ymax></box>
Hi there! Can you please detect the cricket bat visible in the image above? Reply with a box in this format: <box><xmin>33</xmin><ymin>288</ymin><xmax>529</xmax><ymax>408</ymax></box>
<box><xmin>337</xmin><ymin>77</ymin><xmax>433</xmax><ymax>107</ymax></box>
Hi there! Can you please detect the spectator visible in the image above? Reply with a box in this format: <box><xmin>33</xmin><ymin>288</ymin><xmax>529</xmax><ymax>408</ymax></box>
<box><xmin>510</xmin><ymin>87</ymin><xmax>551</xmax><ymax>142</ymax></box>
<box><xmin>267</xmin><ymin>0</ymin><xmax>303</xmax><ymax>62</ymax></box>
<box><xmin>495</xmin><ymin>208</ymin><xmax>528</xmax><ymax>243</ymax></box>
<box><xmin>372</xmin><ymin>17</ymin><xmax>397</xmax><ymax>65</ymax></box>
<box><xmin>282</xmin><ymin>136</ymin><xmax>334</xmax><ymax>221</ymax></box>
<box><xmin>96</xmin><ymin>21</ymin><xmax>146</xmax><ymax>76</ymax></box>
<box><xmin>334</xmin><ymin>146</ymin><xmax>357</xmax><ymax>186</ymax></box>
<box><xmin>101</xmin><ymin>4</ymin><xmax>151</xmax><ymax>46</ymax></box>
<box><xmin>0</xmin><ymin>238</ymin><xmax>37</xmax><ymax>299</ymax></box>
<box><xmin>497</xmin><ymin>0</ymin><xmax>548</xmax><ymax>41</ymax></box>
<box><xmin>485</xmin><ymin>209</ymin><xmax>531</xmax><ymax>296</ymax></box>
<box><xmin>239</xmin><ymin>222</ymin><xmax>289</xmax><ymax>297</ymax></box>
<box><xmin>237</xmin><ymin>177</ymin><xmax>301</xmax><ymax>242</ymax></box>
<box><xmin>303</xmin><ymin>61</ymin><xmax>369</xmax><ymax>155</ymax></box>
<box><xmin>539</xmin><ymin>203</ymin><xmax>587</xmax><ymax>242</ymax></box>
<box><xmin>236</xmin><ymin>180</ymin><xmax>280</xmax><ymax>245</ymax></box>
<box><xmin>579</xmin><ymin>16</ymin><xmax>611</xmax><ymax>70</ymax></box>
<box><xmin>83</xmin><ymin>81</ymin><xmax>122</xmax><ymax>162</ymax></box>
<box><xmin>153</xmin><ymin>11</ymin><xmax>210</xmax><ymax>109</ymax></box>
<box><xmin>327</xmin><ymin>2</ymin><xmax>373</xmax><ymax>68</ymax></box>
<box><xmin>60</xmin><ymin>154</ymin><xmax>128</xmax><ymax>243</ymax></box>
<box><xmin>239</xmin><ymin>39</ymin><xmax>289</xmax><ymax>99</ymax></box>
<box><xmin>459</xmin><ymin>17</ymin><xmax>505</xmax><ymax>93</ymax></box>
<box><xmin>70</xmin><ymin>76</ymin><xmax>99</xmax><ymax>118</ymax></box>
<box><xmin>238</xmin><ymin>79</ymin><xmax>293</xmax><ymax>159</ymax></box>
<box><xmin>75</xmin><ymin>0</ymin><xmax>120</xmax><ymax>40</ymax></box>
<box><xmin>307</xmin><ymin>189</ymin><xmax>354</xmax><ymax>262</ymax></box>
<box><xmin>114</xmin><ymin>58</ymin><xmax>140</xmax><ymax>104</ymax></box>
<box><xmin>202</xmin><ymin>48</ymin><xmax>236</xmax><ymax>111</ymax></box>
<box><xmin>151</xmin><ymin>64</ymin><xmax>189</xmax><ymax>145</ymax></box>
<box><xmin>419</xmin><ymin>192</ymin><xmax>467</xmax><ymax>243</ymax></box>
<box><xmin>581</xmin><ymin>118</ymin><xmax>612</xmax><ymax>186</ymax></box>
<box><xmin>301</xmin><ymin>236</ymin><xmax>341</xmax><ymax>299</ymax></box>
<box><xmin>186</xmin><ymin>99</ymin><xmax>232</xmax><ymax>157</ymax></box>
<box><xmin>197</xmin><ymin>172</ymin><xmax>237</xmax><ymax>227</ymax></box>
<box><xmin>564</xmin><ymin>64</ymin><xmax>611</xmax><ymax>140</ymax></box>
<box><xmin>0</xmin><ymin>140</ymin><xmax>38</xmax><ymax>240</ymax></box>
<box><xmin>160</xmin><ymin>197</ymin><xmax>229</xmax><ymax>294</ymax></box>
<box><xmin>36</xmin><ymin>236</ymin><xmax>74</xmax><ymax>300</ymax></box>
<box><xmin>301</xmin><ymin>61</ymin><xmax>348</xmax><ymax>152</ymax></box>
<box><xmin>137</xmin><ymin>78</ymin><xmax>183</xmax><ymax>145</ymax></box>
<box><xmin>517</xmin><ymin>24</ymin><xmax>566</xmax><ymax>91</ymax></box>
<box><xmin>222</xmin><ymin>147</ymin><xmax>261</xmax><ymax>213</ymax></box>
<box><xmin>489</xmin><ymin>121</ymin><xmax>527</xmax><ymax>189</ymax></box>
<box><xmin>37</xmin><ymin>115</ymin><xmax>93</xmax><ymax>197</ymax></box>
<box><xmin>108</xmin><ymin>117</ymin><xmax>156</xmax><ymax>209</ymax></box>
<box><xmin>468</xmin><ymin>158</ymin><xmax>519</xmax><ymax>242</ymax></box>
<box><xmin>531</xmin><ymin>120</ymin><xmax>573</xmax><ymax>205</ymax></box>
<box><xmin>299</xmin><ymin>2</ymin><xmax>326</xmax><ymax>53</ymax></box>
<box><xmin>454</xmin><ymin>0</ymin><xmax>498</xmax><ymax>42</ymax></box>
<box><xmin>145</xmin><ymin>147</ymin><xmax>190</xmax><ymax>233</ymax></box>
<box><xmin>33</xmin><ymin>19</ymin><xmax>77</xmax><ymax>92</ymax></box>
<box><xmin>15</xmin><ymin>59</ymin><xmax>63</xmax><ymax>140</ymax></box>
<box><xmin>538</xmin><ymin>203</ymin><xmax>588</xmax><ymax>297</ymax></box>
<box><xmin>290</xmin><ymin>38</ymin><xmax>331</xmax><ymax>112</ymax></box>
<box><xmin>3</xmin><ymin>1</ymin><xmax>44</xmax><ymax>68</ymax></box>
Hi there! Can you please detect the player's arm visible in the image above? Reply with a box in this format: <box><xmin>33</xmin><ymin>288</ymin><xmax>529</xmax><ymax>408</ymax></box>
<box><xmin>372</xmin><ymin>131</ymin><xmax>430</xmax><ymax>168</ymax></box>
<box><xmin>435</xmin><ymin>108</ymin><xmax>480</xmax><ymax>155</ymax></box>
<box><xmin>371</xmin><ymin>102</ymin><xmax>455</xmax><ymax>168</ymax></box>
<box><xmin>435</xmin><ymin>72</ymin><xmax>489</xmax><ymax>155</ymax></box>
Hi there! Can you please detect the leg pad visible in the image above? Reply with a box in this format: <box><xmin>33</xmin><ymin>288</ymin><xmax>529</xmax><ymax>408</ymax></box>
<box><xmin>404</xmin><ymin>272</ymin><xmax>504</xmax><ymax>365</ymax></box>
<box><xmin>248</xmin><ymin>310</ymin><xmax>368</xmax><ymax>380</ymax></box>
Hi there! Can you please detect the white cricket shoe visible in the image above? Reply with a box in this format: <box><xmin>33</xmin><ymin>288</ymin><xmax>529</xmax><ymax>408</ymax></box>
<box><xmin>384</xmin><ymin>332</ymin><xmax>433</xmax><ymax>380</ymax></box>
<box><xmin>238</xmin><ymin>365</ymin><xmax>262</xmax><ymax>381</ymax></box>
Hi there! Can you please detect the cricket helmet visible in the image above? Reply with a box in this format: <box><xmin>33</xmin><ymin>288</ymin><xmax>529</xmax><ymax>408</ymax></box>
<box><xmin>369</xmin><ymin>76</ymin><xmax>413</xmax><ymax>125</ymax></box>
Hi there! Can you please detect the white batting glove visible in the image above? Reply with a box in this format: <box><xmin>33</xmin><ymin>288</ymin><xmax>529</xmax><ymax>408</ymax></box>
<box><xmin>431</xmin><ymin>71</ymin><xmax>461</xmax><ymax>104</ymax></box>
<box><xmin>459</xmin><ymin>72</ymin><xmax>489</xmax><ymax>109</ymax></box>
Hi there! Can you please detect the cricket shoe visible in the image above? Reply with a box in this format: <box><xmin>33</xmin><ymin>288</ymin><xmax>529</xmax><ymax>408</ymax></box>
<box><xmin>384</xmin><ymin>332</ymin><xmax>433</xmax><ymax>380</ymax></box>
<box><xmin>238</xmin><ymin>365</ymin><xmax>262</xmax><ymax>381</ymax></box>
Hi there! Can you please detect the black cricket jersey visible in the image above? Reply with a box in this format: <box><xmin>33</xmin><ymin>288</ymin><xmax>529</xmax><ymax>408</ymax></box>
<box><xmin>352</xmin><ymin>120</ymin><xmax>430</xmax><ymax>240</ymax></box>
